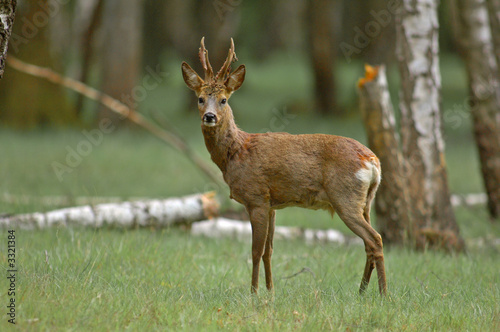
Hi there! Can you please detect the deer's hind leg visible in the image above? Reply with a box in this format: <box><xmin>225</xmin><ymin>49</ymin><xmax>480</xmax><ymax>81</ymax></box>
<box><xmin>338</xmin><ymin>207</ymin><xmax>386</xmax><ymax>295</ymax></box>
<box><xmin>326</xmin><ymin>180</ymin><xmax>386</xmax><ymax>295</ymax></box>
<box><xmin>359</xmin><ymin>178</ymin><xmax>385</xmax><ymax>294</ymax></box>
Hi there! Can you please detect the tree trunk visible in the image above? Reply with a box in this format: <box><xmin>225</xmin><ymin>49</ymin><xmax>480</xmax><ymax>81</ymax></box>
<box><xmin>0</xmin><ymin>193</ymin><xmax>219</xmax><ymax>230</ymax></box>
<box><xmin>163</xmin><ymin>0</ymin><xmax>195</xmax><ymax>61</ymax></box>
<box><xmin>486</xmin><ymin>0</ymin><xmax>500</xmax><ymax>78</ymax></box>
<box><xmin>0</xmin><ymin>0</ymin><xmax>75</xmax><ymax>128</ymax></box>
<box><xmin>254</xmin><ymin>0</ymin><xmax>306</xmax><ymax>57</ymax></box>
<box><xmin>74</xmin><ymin>0</ymin><xmax>105</xmax><ymax>115</ymax></box>
<box><xmin>0</xmin><ymin>0</ymin><xmax>16</xmax><ymax>79</ymax></box>
<box><xmin>396</xmin><ymin>0</ymin><xmax>464</xmax><ymax>251</ymax></box>
<box><xmin>357</xmin><ymin>65</ymin><xmax>412</xmax><ymax>245</ymax></box>
<box><xmin>98</xmin><ymin>0</ymin><xmax>143</xmax><ymax>125</ymax></box>
<box><xmin>453</xmin><ymin>0</ymin><xmax>500</xmax><ymax>220</ymax></box>
<box><xmin>197</xmin><ymin>0</ymin><xmax>241</xmax><ymax>70</ymax></box>
<box><xmin>306</xmin><ymin>0</ymin><xmax>339</xmax><ymax>116</ymax></box>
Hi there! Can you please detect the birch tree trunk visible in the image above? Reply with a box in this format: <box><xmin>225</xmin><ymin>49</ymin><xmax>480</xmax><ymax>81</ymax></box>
<box><xmin>396</xmin><ymin>0</ymin><xmax>464</xmax><ymax>251</ymax></box>
<box><xmin>358</xmin><ymin>65</ymin><xmax>412</xmax><ymax>245</ymax></box>
<box><xmin>486</xmin><ymin>0</ymin><xmax>500</xmax><ymax>77</ymax></box>
<box><xmin>0</xmin><ymin>0</ymin><xmax>16</xmax><ymax>78</ymax></box>
<box><xmin>453</xmin><ymin>0</ymin><xmax>500</xmax><ymax>220</ymax></box>
<box><xmin>0</xmin><ymin>193</ymin><xmax>219</xmax><ymax>230</ymax></box>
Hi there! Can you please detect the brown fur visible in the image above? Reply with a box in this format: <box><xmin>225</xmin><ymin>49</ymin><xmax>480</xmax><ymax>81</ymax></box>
<box><xmin>181</xmin><ymin>39</ymin><xmax>387</xmax><ymax>296</ymax></box>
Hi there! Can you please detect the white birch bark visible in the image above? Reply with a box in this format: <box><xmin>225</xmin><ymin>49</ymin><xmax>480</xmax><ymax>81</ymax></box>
<box><xmin>0</xmin><ymin>0</ymin><xmax>16</xmax><ymax>78</ymax></box>
<box><xmin>0</xmin><ymin>193</ymin><xmax>219</xmax><ymax>230</ymax></box>
<box><xmin>191</xmin><ymin>218</ymin><xmax>361</xmax><ymax>245</ymax></box>
<box><xmin>486</xmin><ymin>0</ymin><xmax>500</xmax><ymax>77</ymax></box>
<box><xmin>396</xmin><ymin>0</ymin><xmax>464</xmax><ymax>250</ymax></box>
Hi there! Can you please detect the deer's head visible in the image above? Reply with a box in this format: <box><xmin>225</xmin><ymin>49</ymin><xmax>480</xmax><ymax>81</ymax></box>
<box><xmin>181</xmin><ymin>38</ymin><xmax>245</xmax><ymax>127</ymax></box>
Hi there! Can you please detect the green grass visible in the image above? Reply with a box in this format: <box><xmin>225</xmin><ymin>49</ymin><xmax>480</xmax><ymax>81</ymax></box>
<box><xmin>0</xmin><ymin>54</ymin><xmax>499</xmax><ymax>330</ymax></box>
<box><xmin>0</xmin><ymin>228</ymin><xmax>498</xmax><ymax>331</ymax></box>
<box><xmin>0</xmin><ymin>129</ymin><xmax>498</xmax><ymax>331</ymax></box>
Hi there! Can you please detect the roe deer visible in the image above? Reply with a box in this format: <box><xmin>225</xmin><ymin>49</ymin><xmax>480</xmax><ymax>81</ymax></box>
<box><xmin>181</xmin><ymin>38</ymin><xmax>387</xmax><ymax>295</ymax></box>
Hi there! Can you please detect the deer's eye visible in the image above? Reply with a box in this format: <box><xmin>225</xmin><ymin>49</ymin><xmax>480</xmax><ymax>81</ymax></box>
<box><xmin>221</xmin><ymin>98</ymin><xmax>227</xmax><ymax>105</ymax></box>
<box><xmin>198</xmin><ymin>97</ymin><xmax>204</xmax><ymax>104</ymax></box>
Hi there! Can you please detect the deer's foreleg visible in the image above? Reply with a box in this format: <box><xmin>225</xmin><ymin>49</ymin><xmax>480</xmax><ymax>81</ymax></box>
<box><xmin>248</xmin><ymin>206</ymin><xmax>270</xmax><ymax>293</ymax></box>
<box><xmin>262</xmin><ymin>210</ymin><xmax>275</xmax><ymax>291</ymax></box>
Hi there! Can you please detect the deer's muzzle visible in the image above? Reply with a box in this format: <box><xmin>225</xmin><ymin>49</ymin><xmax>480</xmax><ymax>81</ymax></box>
<box><xmin>203</xmin><ymin>112</ymin><xmax>218</xmax><ymax>126</ymax></box>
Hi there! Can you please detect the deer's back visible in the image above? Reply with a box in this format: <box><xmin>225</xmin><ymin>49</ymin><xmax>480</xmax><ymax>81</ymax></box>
<box><xmin>226</xmin><ymin>132</ymin><xmax>377</xmax><ymax>209</ymax></box>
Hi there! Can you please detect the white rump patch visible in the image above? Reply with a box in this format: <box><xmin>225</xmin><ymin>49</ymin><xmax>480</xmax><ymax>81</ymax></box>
<box><xmin>355</xmin><ymin>160</ymin><xmax>381</xmax><ymax>184</ymax></box>
<box><xmin>355</xmin><ymin>166</ymin><xmax>373</xmax><ymax>184</ymax></box>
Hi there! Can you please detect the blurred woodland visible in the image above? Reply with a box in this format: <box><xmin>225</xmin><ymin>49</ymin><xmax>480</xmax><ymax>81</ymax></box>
<box><xmin>0</xmin><ymin>0</ymin><xmax>461</xmax><ymax>126</ymax></box>
<box><xmin>1</xmin><ymin>0</ymin><xmax>500</xmax><ymax>251</ymax></box>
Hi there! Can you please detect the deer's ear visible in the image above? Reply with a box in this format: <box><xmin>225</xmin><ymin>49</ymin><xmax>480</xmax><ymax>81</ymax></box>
<box><xmin>224</xmin><ymin>65</ymin><xmax>245</xmax><ymax>93</ymax></box>
<box><xmin>182</xmin><ymin>62</ymin><xmax>204</xmax><ymax>92</ymax></box>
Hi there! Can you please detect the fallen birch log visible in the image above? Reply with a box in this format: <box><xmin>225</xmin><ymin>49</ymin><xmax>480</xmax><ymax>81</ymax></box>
<box><xmin>1</xmin><ymin>192</ymin><xmax>489</xmax><ymax>208</ymax></box>
<box><xmin>0</xmin><ymin>192</ymin><xmax>219</xmax><ymax>230</ymax></box>
<box><xmin>191</xmin><ymin>218</ymin><xmax>362</xmax><ymax>245</ymax></box>
<box><xmin>450</xmin><ymin>193</ymin><xmax>488</xmax><ymax>207</ymax></box>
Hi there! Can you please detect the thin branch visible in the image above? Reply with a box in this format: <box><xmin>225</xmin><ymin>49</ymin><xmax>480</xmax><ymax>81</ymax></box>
<box><xmin>6</xmin><ymin>56</ymin><xmax>223</xmax><ymax>186</ymax></box>
<box><xmin>282</xmin><ymin>267</ymin><xmax>316</xmax><ymax>280</ymax></box>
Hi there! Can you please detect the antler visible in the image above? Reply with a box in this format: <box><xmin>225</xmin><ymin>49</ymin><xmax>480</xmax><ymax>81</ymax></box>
<box><xmin>199</xmin><ymin>37</ymin><xmax>214</xmax><ymax>81</ymax></box>
<box><xmin>198</xmin><ymin>37</ymin><xmax>238</xmax><ymax>84</ymax></box>
<box><xmin>215</xmin><ymin>38</ymin><xmax>238</xmax><ymax>84</ymax></box>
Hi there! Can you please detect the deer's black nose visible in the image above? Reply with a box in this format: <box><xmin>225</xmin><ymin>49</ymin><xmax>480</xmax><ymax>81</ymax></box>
<box><xmin>203</xmin><ymin>113</ymin><xmax>217</xmax><ymax>125</ymax></box>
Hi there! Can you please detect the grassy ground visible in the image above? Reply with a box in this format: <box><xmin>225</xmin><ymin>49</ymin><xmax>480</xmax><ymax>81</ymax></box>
<box><xmin>0</xmin><ymin>227</ymin><xmax>498</xmax><ymax>331</ymax></box>
<box><xmin>1</xmin><ymin>54</ymin><xmax>499</xmax><ymax>330</ymax></box>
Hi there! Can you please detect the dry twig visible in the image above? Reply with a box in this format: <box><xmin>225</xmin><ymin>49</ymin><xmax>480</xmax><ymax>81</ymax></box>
<box><xmin>282</xmin><ymin>267</ymin><xmax>316</xmax><ymax>280</ymax></box>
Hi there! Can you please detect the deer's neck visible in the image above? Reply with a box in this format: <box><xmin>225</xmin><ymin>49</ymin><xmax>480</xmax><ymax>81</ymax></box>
<box><xmin>202</xmin><ymin>111</ymin><xmax>247</xmax><ymax>174</ymax></box>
